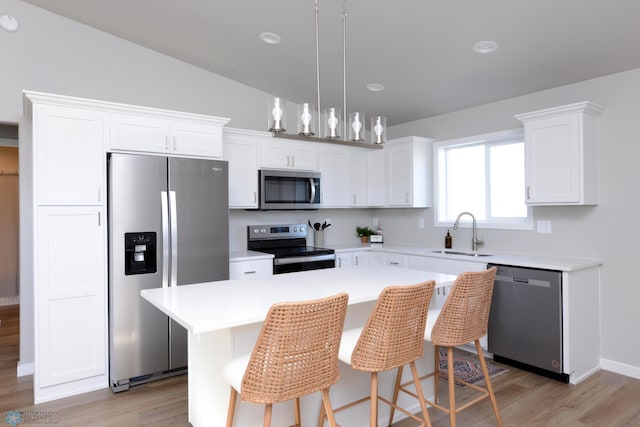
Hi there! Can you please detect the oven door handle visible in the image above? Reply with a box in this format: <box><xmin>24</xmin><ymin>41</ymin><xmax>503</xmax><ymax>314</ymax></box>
<box><xmin>273</xmin><ymin>254</ymin><xmax>336</xmax><ymax>266</ymax></box>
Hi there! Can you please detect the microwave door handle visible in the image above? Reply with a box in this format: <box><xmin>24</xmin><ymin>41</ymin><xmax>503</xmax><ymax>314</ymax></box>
<box><xmin>309</xmin><ymin>178</ymin><xmax>316</xmax><ymax>203</ymax></box>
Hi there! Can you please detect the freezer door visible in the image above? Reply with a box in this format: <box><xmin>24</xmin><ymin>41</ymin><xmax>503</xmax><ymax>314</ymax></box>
<box><xmin>168</xmin><ymin>157</ymin><xmax>229</xmax><ymax>369</ymax></box>
<box><xmin>108</xmin><ymin>154</ymin><xmax>170</xmax><ymax>384</ymax></box>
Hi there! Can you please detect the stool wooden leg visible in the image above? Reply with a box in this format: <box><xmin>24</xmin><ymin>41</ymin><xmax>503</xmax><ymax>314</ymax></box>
<box><xmin>263</xmin><ymin>403</ymin><xmax>272</xmax><ymax>427</ymax></box>
<box><xmin>317</xmin><ymin>402</ymin><xmax>326</xmax><ymax>427</ymax></box>
<box><xmin>321</xmin><ymin>388</ymin><xmax>340</xmax><ymax>427</ymax></box>
<box><xmin>294</xmin><ymin>397</ymin><xmax>301</xmax><ymax>426</ymax></box>
<box><xmin>433</xmin><ymin>345</ymin><xmax>441</xmax><ymax>405</ymax></box>
<box><xmin>226</xmin><ymin>387</ymin><xmax>237</xmax><ymax>427</ymax></box>
<box><xmin>410</xmin><ymin>361</ymin><xmax>432</xmax><ymax>427</ymax></box>
<box><xmin>388</xmin><ymin>365</ymin><xmax>404</xmax><ymax>426</ymax></box>
<box><xmin>447</xmin><ymin>347</ymin><xmax>456</xmax><ymax>427</ymax></box>
<box><xmin>370</xmin><ymin>372</ymin><xmax>379</xmax><ymax>427</ymax></box>
<box><xmin>475</xmin><ymin>340</ymin><xmax>503</xmax><ymax>427</ymax></box>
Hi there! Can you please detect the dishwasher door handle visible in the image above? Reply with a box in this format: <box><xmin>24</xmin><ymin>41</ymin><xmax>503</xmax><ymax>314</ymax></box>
<box><xmin>496</xmin><ymin>274</ymin><xmax>551</xmax><ymax>288</ymax></box>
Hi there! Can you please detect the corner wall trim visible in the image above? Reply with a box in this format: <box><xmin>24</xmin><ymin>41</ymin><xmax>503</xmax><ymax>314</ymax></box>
<box><xmin>17</xmin><ymin>361</ymin><xmax>34</xmax><ymax>377</ymax></box>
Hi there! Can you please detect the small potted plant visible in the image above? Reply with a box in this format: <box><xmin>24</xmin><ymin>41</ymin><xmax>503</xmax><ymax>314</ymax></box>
<box><xmin>356</xmin><ymin>226</ymin><xmax>376</xmax><ymax>244</ymax></box>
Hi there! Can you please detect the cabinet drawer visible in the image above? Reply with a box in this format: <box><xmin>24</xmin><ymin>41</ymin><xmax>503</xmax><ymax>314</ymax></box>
<box><xmin>229</xmin><ymin>259</ymin><xmax>273</xmax><ymax>279</ymax></box>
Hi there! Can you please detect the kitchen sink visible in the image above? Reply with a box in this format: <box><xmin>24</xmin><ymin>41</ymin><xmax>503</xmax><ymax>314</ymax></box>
<box><xmin>431</xmin><ymin>250</ymin><xmax>492</xmax><ymax>257</ymax></box>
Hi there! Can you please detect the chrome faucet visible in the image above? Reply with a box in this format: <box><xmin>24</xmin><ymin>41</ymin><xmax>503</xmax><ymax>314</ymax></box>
<box><xmin>453</xmin><ymin>211</ymin><xmax>484</xmax><ymax>252</ymax></box>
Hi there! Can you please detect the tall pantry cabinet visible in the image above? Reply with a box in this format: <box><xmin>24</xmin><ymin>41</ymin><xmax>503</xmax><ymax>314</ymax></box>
<box><xmin>24</xmin><ymin>92</ymin><xmax>108</xmax><ymax>403</ymax></box>
<box><xmin>23</xmin><ymin>91</ymin><xmax>230</xmax><ymax>404</ymax></box>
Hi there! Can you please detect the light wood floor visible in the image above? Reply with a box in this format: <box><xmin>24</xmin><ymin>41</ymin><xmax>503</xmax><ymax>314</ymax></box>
<box><xmin>2</xmin><ymin>305</ymin><xmax>640</xmax><ymax>426</ymax></box>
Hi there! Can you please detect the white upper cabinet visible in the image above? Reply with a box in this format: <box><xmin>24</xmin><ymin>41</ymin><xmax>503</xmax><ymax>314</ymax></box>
<box><xmin>350</xmin><ymin>149</ymin><xmax>368</xmax><ymax>207</ymax></box>
<box><xmin>366</xmin><ymin>150</ymin><xmax>386</xmax><ymax>207</ymax></box>
<box><xmin>110</xmin><ymin>110</ymin><xmax>229</xmax><ymax>158</ymax></box>
<box><xmin>223</xmin><ymin>128</ymin><xmax>262</xmax><ymax>209</ymax></box>
<box><xmin>385</xmin><ymin>136</ymin><xmax>433</xmax><ymax>207</ymax></box>
<box><xmin>318</xmin><ymin>144</ymin><xmax>351</xmax><ymax>207</ymax></box>
<box><xmin>259</xmin><ymin>138</ymin><xmax>318</xmax><ymax>171</ymax></box>
<box><xmin>515</xmin><ymin>101</ymin><xmax>604</xmax><ymax>205</ymax></box>
<box><xmin>34</xmin><ymin>104</ymin><xmax>106</xmax><ymax>205</ymax></box>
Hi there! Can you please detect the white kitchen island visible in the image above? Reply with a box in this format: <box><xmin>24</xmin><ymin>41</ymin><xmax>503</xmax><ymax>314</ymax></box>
<box><xmin>141</xmin><ymin>265</ymin><xmax>456</xmax><ymax>427</ymax></box>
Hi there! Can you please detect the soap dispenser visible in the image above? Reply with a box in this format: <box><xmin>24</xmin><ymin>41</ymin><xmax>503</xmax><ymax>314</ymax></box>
<box><xmin>445</xmin><ymin>230</ymin><xmax>452</xmax><ymax>249</ymax></box>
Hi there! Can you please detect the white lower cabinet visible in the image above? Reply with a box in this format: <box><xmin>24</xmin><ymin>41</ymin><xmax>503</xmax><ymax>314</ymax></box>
<box><xmin>229</xmin><ymin>259</ymin><xmax>273</xmax><ymax>280</ymax></box>
<box><xmin>335</xmin><ymin>250</ymin><xmax>370</xmax><ymax>268</ymax></box>
<box><xmin>35</xmin><ymin>206</ymin><xmax>107</xmax><ymax>400</ymax></box>
<box><xmin>383</xmin><ymin>252</ymin><xmax>408</xmax><ymax>268</ymax></box>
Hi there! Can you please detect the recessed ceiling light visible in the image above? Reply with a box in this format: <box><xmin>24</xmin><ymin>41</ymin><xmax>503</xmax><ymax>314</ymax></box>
<box><xmin>473</xmin><ymin>40</ymin><xmax>498</xmax><ymax>54</ymax></box>
<box><xmin>0</xmin><ymin>14</ymin><xmax>19</xmax><ymax>33</ymax></box>
<box><xmin>259</xmin><ymin>32</ymin><xmax>282</xmax><ymax>45</ymax></box>
<box><xmin>366</xmin><ymin>83</ymin><xmax>385</xmax><ymax>92</ymax></box>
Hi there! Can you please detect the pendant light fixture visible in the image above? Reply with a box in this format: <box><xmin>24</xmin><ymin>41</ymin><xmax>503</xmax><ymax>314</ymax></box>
<box><xmin>268</xmin><ymin>0</ymin><xmax>386</xmax><ymax>146</ymax></box>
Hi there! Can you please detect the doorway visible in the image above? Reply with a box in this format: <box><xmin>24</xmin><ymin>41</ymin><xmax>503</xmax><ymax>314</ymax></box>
<box><xmin>0</xmin><ymin>123</ymin><xmax>19</xmax><ymax>307</ymax></box>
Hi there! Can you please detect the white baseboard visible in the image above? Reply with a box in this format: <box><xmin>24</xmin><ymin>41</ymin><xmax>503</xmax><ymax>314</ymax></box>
<box><xmin>17</xmin><ymin>361</ymin><xmax>34</xmax><ymax>377</ymax></box>
<box><xmin>601</xmin><ymin>358</ymin><xmax>640</xmax><ymax>380</ymax></box>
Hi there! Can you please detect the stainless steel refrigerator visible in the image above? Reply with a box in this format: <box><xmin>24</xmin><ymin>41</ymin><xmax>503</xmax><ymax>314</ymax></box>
<box><xmin>108</xmin><ymin>153</ymin><xmax>229</xmax><ymax>392</ymax></box>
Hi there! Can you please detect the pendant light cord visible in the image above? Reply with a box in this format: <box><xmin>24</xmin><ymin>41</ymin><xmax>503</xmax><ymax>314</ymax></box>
<box><xmin>314</xmin><ymin>0</ymin><xmax>321</xmax><ymax>130</ymax></box>
<box><xmin>342</xmin><ymin>0</ymin><xmax>347</xmax><ymax>138</ymax></box>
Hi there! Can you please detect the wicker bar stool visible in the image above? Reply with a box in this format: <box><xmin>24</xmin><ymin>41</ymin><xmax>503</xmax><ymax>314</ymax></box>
<box><xmin>389</xmin><ymin>267</ymin><xmax>502</xmax><ymax>427</ymax></box>
<box><xmin>223</xmin><ymin>292</ymin><xmax>349</xmax><ymax>427</ymax></box>
<box><xmin>319</xmin><ymin>281</ymin><xmax>435</xmax><ymax>427</ymax></box>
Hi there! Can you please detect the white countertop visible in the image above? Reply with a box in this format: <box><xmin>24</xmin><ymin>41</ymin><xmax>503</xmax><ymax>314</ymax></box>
<box><xmin>141</xmin><ymin>265</ymin><xmax>456</xmax><ymax>334</ymax></box>
<box><xmin>331</xmin><ymin>244</ymin><xmax>602</xmax><ymax>272</ymax></box>
<box><xmin>229</xmin><ymin>250</ymin><xmax>273</xmax><ymax>262</ymax></box>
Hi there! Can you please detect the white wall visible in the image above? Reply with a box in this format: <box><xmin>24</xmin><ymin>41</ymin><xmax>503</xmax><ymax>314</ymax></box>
<box><xmin>385</xmin><ymin>67</ymin><xmax>640</xmax><ymax>373</ymax></box>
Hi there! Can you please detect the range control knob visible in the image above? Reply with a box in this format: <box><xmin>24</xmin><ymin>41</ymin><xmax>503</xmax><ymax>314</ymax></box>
<box><xmin>260</xmin><ymin>228</ymin><xmax>266</xmax><ymax>233</ymax></box>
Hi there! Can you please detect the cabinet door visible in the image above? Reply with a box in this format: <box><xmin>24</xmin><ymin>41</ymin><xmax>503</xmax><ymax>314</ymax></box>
<box><xmin>171</xmin><ymin>121</ymin><xmax>223</xmax><ymax>159</ymax></box>
<box><xmin>350</xmin><ymin>150</ymin><xmax>368</xmax><ymax>207</ymax></box>
<box><xmin>366</xmin><ymin>150</ymin><xmax>386</xmax><ymax>206</ymax></box>
<box><xmin>318</xmin><ymin>145</ymin><xmax>351</xmax><ymax>207</ymax></box>
<box><xmin>290</xmin><ymin>141</ymin><xmax>318</xmax><ymax>171</ymax></box>
<box><xmin>525</xmin><ymin>114</ymin><xmax>581</xmax><ymax>204</ymax></box>
<box><xmin>386</xmin><ymin>144</ymin><xmax>412</xmax><ymax>206</ymax></box>
<box><xmin>36</xmin><ymin>105</ymin><xmax>106</xmax><ymax>205</ymax></box>
<box><xmin>384</xmin><ymin>252</ymin><xmax>408</xmax><ymax>268</ymax></box>
<box><xmin>36</xmin><ymin>206</ymin><xmax>106</xmax><ymax>390</ymax></box>
<box><xmin>260</xmin><ymin>140</ymin><xmax>292</xmax><ymax>169</ymax></box>
<box><xmin>110</xmin><ymin>113</ymin><xmax>170</xmax><ymax>153</ymax></box>
<box><xmin>224</xmin><ymin>136</ymin><xmax>259</xmax><ymax>208</ymax></box>
<box><xmin>335</xmin><ymin>253</ymin><xmax>352</xmax><ymax>268</ymax></box>
<box><xmin>229</xmin><ymin>259</ymin><xmax>273</xmax><ymax>279</ymax></box>
<box><xmin>351</xmin><ymin>251</ymin><xmax>370</xmax><ymax>266</ymax></box>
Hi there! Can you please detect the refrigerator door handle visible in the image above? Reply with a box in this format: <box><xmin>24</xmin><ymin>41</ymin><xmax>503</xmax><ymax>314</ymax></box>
<box><xmin>169</xmin><ymin>191</ymin><xmax>178</xmax><ymax>287</ymax></box>
<box><xmin>161</xmin><ymin>191</ymin><xmax>170</xmax><ymax>288</ymax></box>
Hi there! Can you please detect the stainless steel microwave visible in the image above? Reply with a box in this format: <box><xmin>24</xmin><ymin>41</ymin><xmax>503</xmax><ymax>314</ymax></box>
<box><xmin>258</xmin><ymin>169</ymin><xmax>321</xmax><ymax>210</ymax></box>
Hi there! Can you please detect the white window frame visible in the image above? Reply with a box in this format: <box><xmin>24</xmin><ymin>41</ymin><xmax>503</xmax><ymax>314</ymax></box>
<box><xmin>433</xmin><ymin>128</ymin><xmax>533</xmax><ymax>230</ymax></box>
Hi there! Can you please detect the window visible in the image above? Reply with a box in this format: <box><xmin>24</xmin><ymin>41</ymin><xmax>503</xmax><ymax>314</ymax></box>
<box><xmin>434</xmin><ymin>129</ymin><xmax>532</xmax><ymax>230</ymax></box>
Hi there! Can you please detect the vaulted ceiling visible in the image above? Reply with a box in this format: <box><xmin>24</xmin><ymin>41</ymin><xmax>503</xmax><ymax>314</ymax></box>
<box><xmin>19</xmin><ymin>0</ymin><xmax>640</xmax><ymax>125</ymax></box>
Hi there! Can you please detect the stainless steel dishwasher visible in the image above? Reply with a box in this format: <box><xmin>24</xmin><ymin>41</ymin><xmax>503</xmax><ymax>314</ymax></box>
<box><xmin>487</xmin><ymin>264</ymin><xmax>569</xmax><ymax>383</ymax></box>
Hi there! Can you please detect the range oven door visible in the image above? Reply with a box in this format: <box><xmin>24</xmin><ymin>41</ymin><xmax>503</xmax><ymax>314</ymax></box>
<box><xmin>259</xmin><ymin>169</ymin><xmax>321</xmax><ymax>210</ymax></box>
<box><xmin>273</xmin><ymin>254</ymin><xmax>335</xmax><ymax>274</ymax></box>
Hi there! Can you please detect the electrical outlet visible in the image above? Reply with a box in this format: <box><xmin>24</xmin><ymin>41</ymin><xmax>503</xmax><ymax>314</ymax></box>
<box><xmin>537</xmin><ymin>220</ymin><xmax>551</xmax><ymax>234</ymax></box>
<box><xmin>372</xmin><ymin>217</ymin><xmax>378</xmax><ymax>227</ymax></box>
<box><xmin>418</xmin><ymin>218</ymin><xmax>425</xmax><ymax>229</ymax></box>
